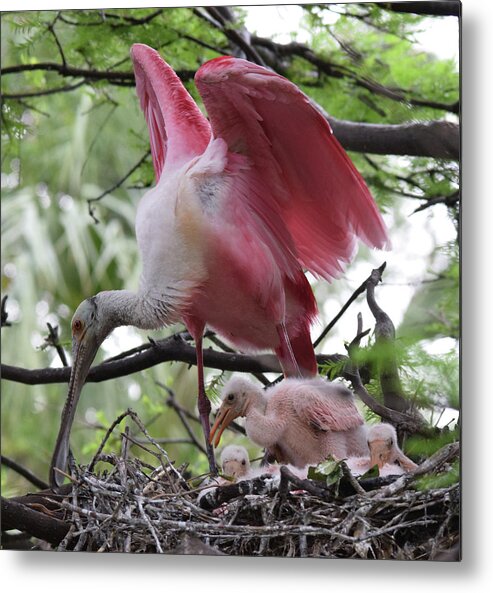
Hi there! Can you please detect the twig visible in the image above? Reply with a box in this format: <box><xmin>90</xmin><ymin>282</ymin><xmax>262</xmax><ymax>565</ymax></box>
<box><xmin>313</xmin><ymin>268</ymin><xmax>376</xmax><ymax>348</ymax></box>
<box><xmin>44</xmin><ymin>322</ymin><xmax>69</xmax><ymax>367</ymax></box>
<box><xmin>367</xmin><ymin>441</ymin><xmax>460</xmax><ymax>498</ymax></box>
<box><xmin>87</xmin><ymin>150</ymin><xmax>151</xmax><ymax>222</ymax></box>
<box><xmin>160</xmin><ymin>383</ymin><xmax>207</xmax><ymax>455</ymax></box>
<box><xmin>1</xmin><ymin>295</ymin><xmax>11</xmax><ymax>327</ymax></box>
<box><xmin>47</xmin><ymin>14</ymin><xmax>67</xmax><ymax>67</ymax></box>
<box><xmin>1</xmin><ymin>455</ymin><xmax>49</xmax><ymax>490</ymax></box>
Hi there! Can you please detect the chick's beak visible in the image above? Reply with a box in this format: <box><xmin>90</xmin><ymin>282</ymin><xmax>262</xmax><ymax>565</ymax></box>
<box><xmin>222</xmin><ymin>460</ymin><xmax>246</xmax><ymax>479</ymax></box>
<box><xmin>209</xmin><ymin>406</ymin><xmax>238</xmax><ymax>448</ymax></box>
<box><xmin>49</xmin><ymin>329</ymin><xmax>101</xmax><ymax>488</ymax></box>
<box><xmin>369</xmin><ymin>440</ymin><xmax>390</xmax><ymax>470</ymax></box>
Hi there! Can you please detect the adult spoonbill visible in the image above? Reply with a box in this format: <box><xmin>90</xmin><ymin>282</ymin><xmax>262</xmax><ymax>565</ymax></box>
<box><xmin>50</xmin><ymin>44</ymin><xmax>388</xmax><ymax>486</ymax></box>
<box><xmin>346</xmin><ymin>423</ymin><xmax>418</xmax><ymax>476</ymax></box>
<box><xmin>209</xmin><ymin>376</ymin><xmax>369</xmax><ymax>468</ymax></box>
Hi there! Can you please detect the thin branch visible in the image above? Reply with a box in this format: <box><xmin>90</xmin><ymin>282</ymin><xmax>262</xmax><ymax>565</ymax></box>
<box><xmin>412</xmin><ymin>190</ymin><xmax>460</xmax><ymax>214</ymax></box>
<box><xmin>44</xmin><ymin>323</ymin><xmax>69</xmax><ymax>367</ymax></box>
<box><xmin>47</xmin><ymin>14</ymin><xmax>67</xmax><ymax>67</ymax></box>
<box><xmin>159</xmin><ymin>383</ymin><xmax>207</xmax><ymax>455</ymax></box>
<box><xmin>2</xmin><ymin>80</ymin><xmax>86</xmax><ymax>100</ymax></box>
<box><xmin>1</xmin><ymin>61</ymin><xmax>136</xmax><ymax>84</ymax></box>
<box><xmin>56</xmin><ymin>9</ymin><xmax>165</xmax><ymax>29</ymax></box>
<box><xmin>87</xmin><ymin>150</ymin><xmax>151</xmax><ymax>222</ymax></box>
<box><xmin>313</xmin><ymin>268</ymin><xmax>376</xmax><ymax>349</ymax></box>
<box><xmin>1</xmin><ymin>295</ymin><xmax>11</xmax><ymax>327</ymax></box>
<box><xmin>1</xmin><ymin>456</ymin><xmax>49</xmax><ymax>490</ymax></box>
<box><xmin>251</xmin><ymin>36</ymin><xmax>458</xmax><ymax>115</ymax></box>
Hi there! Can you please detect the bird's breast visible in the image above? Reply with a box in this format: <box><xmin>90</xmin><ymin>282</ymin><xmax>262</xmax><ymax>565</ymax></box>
<box><xmin>135</xmin><ymin>177</ymin><xmax>208</xmax><ymax>308</ymax></box>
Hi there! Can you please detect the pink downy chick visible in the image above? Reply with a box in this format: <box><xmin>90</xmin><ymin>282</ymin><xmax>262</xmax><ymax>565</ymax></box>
<box><xmin>346</xmin><ymin>423</ymin><xmax>417</xmax><ymax>477</ymax></box>
<box><xmin>210</xmin><ymin>376</ymin><xmax>369</xmax><ymax>469</ymax></box>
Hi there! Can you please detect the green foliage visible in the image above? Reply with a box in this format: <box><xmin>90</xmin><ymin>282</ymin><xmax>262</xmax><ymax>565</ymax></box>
<box><xmin>311</xmin><ymin>458</ymin><xmax>344</xmax><ymax>486</ymax></box>
<box><xmin>415</xmin><ymin>460</ymin><xmax>459</xmax><ymax>490</ymax></box>
<box><xmin>407</xmin><ymin>427</ymin><xmax>459</xmax><ymax>458</ymax></box>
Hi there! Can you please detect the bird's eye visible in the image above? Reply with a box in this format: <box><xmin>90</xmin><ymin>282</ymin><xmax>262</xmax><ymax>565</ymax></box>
<box><xmin>227</xmin><ymin>393</ymin><xmax>235</xmax><ymax>402</ymax></box>
<box><xmin>72</xmin><ymin>319</ymin><xmax>84</xmax><ymax>333</ymax></box>
<box><xmin>241</xmin><ymin>460</ymin><xmax>246</xmax><ymax>465</ymax></box>
<box><xmin>389</xmin><ymin>439</ymin><xmax>394</xmax><ymax>446</ymax></box>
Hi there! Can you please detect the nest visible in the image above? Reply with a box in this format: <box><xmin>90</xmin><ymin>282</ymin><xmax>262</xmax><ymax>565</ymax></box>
<box><xmin>43</xmin><ymin>410</ymin><xmax>459</xmax><ymax>559</ymax></box>
<box><xmin>2</xmin><ymin>410</ymin><xmax>458</xmax><ymax>558</ymax></box>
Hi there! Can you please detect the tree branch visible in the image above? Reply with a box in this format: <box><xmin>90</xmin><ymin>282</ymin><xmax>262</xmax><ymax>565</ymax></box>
<box><xmin>379</xmin><ymin>2</ymin><xmax>461</xmax><ymax>17</ymax></box>
<box><xmin>1</xmin><ymin>496</ymin><xmax>70</xmax><ymax>545</ymax></box>
<box><xmin>87</xmin><ymin>150</ymin><xmax>151</xmax><ymax>222</ymax></box>
<box><xmin>251</xmin><ymin>36</ymin><xmax>459</xmax><ymax>115</ymax></box>
<box><xmin>0</xmin><ymin>333</ymin><xmax>345</xmax><ymax>387</ymax></box>
<box><xmin>328</xmin><ymin>117</ymin><xmax>459</xmax><ymax>160</ymax></box>
<box><xmin>1</xmin><ymin>456</ymin><xmax>49</xmax><ymax>490</ymax></box>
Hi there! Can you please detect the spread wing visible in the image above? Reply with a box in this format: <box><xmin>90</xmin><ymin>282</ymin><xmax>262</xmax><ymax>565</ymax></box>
<box><xmin>131</xmin><ymin>44</ymin><xmax>211</xmax><ymax>180</ymax></box>
<box><xmin>195</xmin><ymin>56</ymin><xmax>390</xmax><ymax>281</ymax></box>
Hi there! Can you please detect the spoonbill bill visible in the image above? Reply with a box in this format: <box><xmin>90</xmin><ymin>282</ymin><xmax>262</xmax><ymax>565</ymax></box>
<box><xmin>50</xmin><ymin>44</ymin><xmax>388</xmax><ymax>486</ymax></box>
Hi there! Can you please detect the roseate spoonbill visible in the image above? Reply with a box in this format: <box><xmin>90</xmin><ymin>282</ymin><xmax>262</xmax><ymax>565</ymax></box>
<box><xmin>220</xmin><ymin>444</ymin><xmax>251</xmax><ymax>479</ymax></box>
<box><xmin>50</xmin><ymin>44</ymin><xmax>388</xmax><ymax>487</ymax></box>
<box><xmin>210</xmin><ymin>376</ymin><xmax>369</xmax><ymax>468</ymax></box>
<box><xmin>221</xmin><ymin>444</ymin><xmax>308</xmax><ymax>481</ymax></box>
<box><xmin>346</xmin><ymin>423</ymin><xmax>417</xmax><ymax>476</ymax></box>
<box><xmin>197</xmin><ymin>444</ymin><xmax>250</xmax><ymax>504</ymax></box>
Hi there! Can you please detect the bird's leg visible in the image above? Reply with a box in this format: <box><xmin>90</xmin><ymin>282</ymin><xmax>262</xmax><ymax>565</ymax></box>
<box><xmin>194</xmin><ymin>332</ymin><xmax>218</xmax><ymax>475</ymax></box>
<box><xmin>275</xmin><ymin>322</ymin><xmax>302</xmax><ymax>378</ymax></box>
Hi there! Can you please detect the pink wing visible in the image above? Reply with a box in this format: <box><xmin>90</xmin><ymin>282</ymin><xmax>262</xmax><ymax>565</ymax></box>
<box><xmin>292</xmin><ymin>381</ymin><xmax>363</xmax><ymax>432</ymax></box>
<box><xmin>131</xmin><ymin>44</ymin><xmax>211</xmax><ymax>180</ymax></box>
<box><xmin>195</xmin><ymin>56</ymin><xmax>390</xmax><ymax>280</ymax></box>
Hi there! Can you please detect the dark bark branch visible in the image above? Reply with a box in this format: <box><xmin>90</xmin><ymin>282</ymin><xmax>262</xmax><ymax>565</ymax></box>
<box><xmin>344</xmin><ymin>287</ymin><xmax>429</xmax><ymax>434</ymax></box>
<box><xmin>252</xmin><ymin>36</ymin><xmax>459</xmax><ymax>115</ymax></box>
<box><xmin>379</xmin><ymin>2</ymin><xmax>461</xmax><ymax>17</ymax></box>
<box><xmin>0</xmin><ymin>333</ymin><xmax>345</xmax><ymax>387</ymax></box>
<box><xmin>412</xmin><ymin>190</ymin><xmax>460</xmax><ymax>213</ymax></box>
<box><xmin>1</xmin><ymin>295</ymin><xmax>11</xmax><ymax>327</ymax></box>
<box><xmin>1</xmin><ymin>456</ymin><xmax>49</xmax><ymax>490</ymax></box>
<box><xmin>58</xmin><ymin>9</ymin><xmax>165</xmax><ymax>28</ymax></box>
<box><xmin>202</xmin><ymin>6</ymin><xmax>266</xmax><ymax>65</ymax></box>
<box><xmin>2</xmin><ymin>62</ymin><xmax>458</xmax><ymax>161</ymax></box>
<box><xmin>328</xmin><ymin>117</ymin><xmax>459</xmax><ymax>160</ymax></box>
<box><xmin>365</xmin><ymin>263</ymin><xmax>417</xmax><ymax>415</ymax></box>
<box><xmin>2</xmin><ymin>80</ymin><xmax>86</xmax><ymax>100</ymax></box>
<box><xmin>347</xmin><ymin>365</ymin><xmax>427</xmax><ymax>434</ymax></box>
<box><xmin>1</xmin><ymin>496</ymin><xmax>70</xmax><ymax>545</ymax></box>
<box><xmin>1</xmin><ymin>61</ymin><xmax>135</xmax><ymax>83</ymax></box>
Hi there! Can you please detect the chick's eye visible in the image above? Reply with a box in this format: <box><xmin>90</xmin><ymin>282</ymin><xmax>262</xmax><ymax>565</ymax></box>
<box><xmin>227</xmin><ymin>393</ymin><xmax>235</xmax><ymax>402</ymax></box>
<box><xmin>389</xmin><ymin>439</ymin><xmax>394</xmax><ymax>446</ymax></box>
<box><xmin>241</xmin><ymin>460</ymin><xmax>246</xmax><ymax>465</ymax></box>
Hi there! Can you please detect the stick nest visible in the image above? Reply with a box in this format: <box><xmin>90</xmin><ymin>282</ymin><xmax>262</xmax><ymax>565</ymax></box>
<box><xmin>45</xmin><ymin>410</ymin><xmax>459</xmax><ymax>559</ymax></box>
